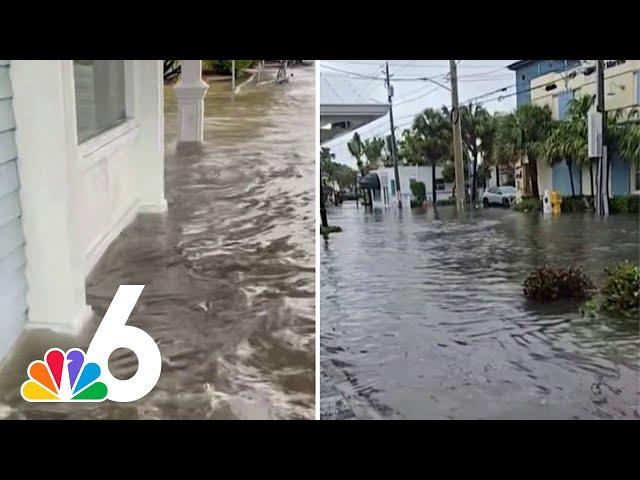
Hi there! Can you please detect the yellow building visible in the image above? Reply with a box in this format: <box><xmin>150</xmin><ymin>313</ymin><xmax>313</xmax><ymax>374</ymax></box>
<box><xmin>523</xmin><ymin>60</ymin><xmax>639</xmax><ymax>197</ymax></box>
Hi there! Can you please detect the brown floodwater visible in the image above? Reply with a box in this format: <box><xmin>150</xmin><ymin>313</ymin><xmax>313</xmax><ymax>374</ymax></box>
<box><xmin>0</xmin><ymin>63</ymin><xmax>315</xmax><ymax>419</ymax></box>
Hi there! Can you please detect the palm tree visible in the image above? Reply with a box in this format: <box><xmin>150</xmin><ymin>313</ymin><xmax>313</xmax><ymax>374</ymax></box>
<box><xmin>347</xmin><ymin>132</ymin><xmax>365</xmax><ymax>175</ymax></box>
<box><xmin>459</xmin><ymin>103</ymin><xmax>493</xmax><ymax>201</ymax></box>
<box><xmin>362</xmin><ymin>136</ymin><xmax>385</xmax><ymax>170</ymax></box>
<box><xmin>544</xmin><ymin>95</ymin><xmax>594</xmax><ymax>199</ymax></box>
<box><xmin>618</xmin><ymin>118</ymin><xmax>640</xmax><ymax>168</ymax></box>
<box><xmin>413</xmin><ymin>108</ymin><xmax>452</xmax><ymax>203</ymax></box>
<box><xmin>493</xmin><ymin>104</ymin><xmax>554</xmax><ymax>199</ymax></box>
<box><xmin>399</xmin><ymin>129</ymin><xmax>424</xmax><ymax>166</ymax></box>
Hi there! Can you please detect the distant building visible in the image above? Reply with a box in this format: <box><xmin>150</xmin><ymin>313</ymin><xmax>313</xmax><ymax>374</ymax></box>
<box><xmin>362</xmin><ymin>166</ymin><xmax>453</xmax><ymax>208</ymax></box>
<box><xmin>507</xmin><ymin>60</ymin><xmax>640</xmax><ymax>198</ymax></box>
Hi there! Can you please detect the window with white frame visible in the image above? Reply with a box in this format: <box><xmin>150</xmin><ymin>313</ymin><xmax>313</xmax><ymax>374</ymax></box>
<box><xmin>74</xmin><ymin>60</ymin><xmax>126</xmax><ymax>142</ymax></box>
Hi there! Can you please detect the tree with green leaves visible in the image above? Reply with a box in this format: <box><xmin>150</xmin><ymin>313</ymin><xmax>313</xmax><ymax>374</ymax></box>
<box><xmin>362</xmin><ymin>136</ymin><xmax>385</xmax><ymax>170</ymax></box>
<box><xmin>544</xmin><ymin>95</ymin><xmax>594</xmax><ymax>198</ymax></box>
<box><xmin>493</xmin><ymin>104</ymin><xmax>554</xmax><ymax>199</ymax></box>
<box><xmin>347</xmin><ymin>132</ymin><xmax>366</xmax><ymax>175</ymax></box>
<box><xmin>412</xmin><ymin>108</ymin><xmax>452</xmax><ymax>203</ymax></box>
<box><xmin>458</xmin><ymin>103</ymin><xmax>494</xmax><ymax>201</ymax></box>
<box><xmin>618</xmin><ymin>120</ymin><xmax>640</xmax><ymax>168</ymax></box>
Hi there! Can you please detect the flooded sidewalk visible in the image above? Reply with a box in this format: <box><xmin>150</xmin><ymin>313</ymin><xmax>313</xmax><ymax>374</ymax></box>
<box><xmin>0</xmin><ymin>64</ymin><xmax>315</xmax><ymax>419</ymax></box>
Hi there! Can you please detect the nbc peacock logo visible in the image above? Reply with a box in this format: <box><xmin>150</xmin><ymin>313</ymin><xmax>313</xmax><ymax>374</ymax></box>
<box><xmin>20</xmin><ymin>285</ymin><xmax>162</xmax><ymax>403</ymax></box>
<box><xmin>21</xmin><ymin>348</ymin><xmax>108</xmax><ymax>402</ymax></box>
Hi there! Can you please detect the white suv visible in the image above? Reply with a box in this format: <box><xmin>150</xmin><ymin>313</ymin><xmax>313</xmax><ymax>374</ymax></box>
<box><xmin>482</xmin><ymin>186</ymin><xmax>517</xmax><ymax>208</ymax></box>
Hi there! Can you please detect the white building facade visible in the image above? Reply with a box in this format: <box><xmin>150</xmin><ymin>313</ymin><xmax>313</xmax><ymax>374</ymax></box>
<box><xmin>368</xmin><ymin>165</ymin><xmax>453</xmax><ymax>209</ymax></box>
<box><xmin>0</xmin><ymin>60</ymin><xmax>208</xmax><ymax>362</ymax></box>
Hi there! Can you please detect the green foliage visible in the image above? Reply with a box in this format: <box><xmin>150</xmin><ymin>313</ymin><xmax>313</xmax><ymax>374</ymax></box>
<box><xmin>618</xmin><ymin>121</ymin><xmax>640</xmax><ymax>168</ymax></box>
<box><xmin>561</xmin><ymin>196</ymin><xmax>588</xmax><ymax>213</ymax></box>
<box><xmin>203</xmin><ymin>60</ymin><xmax>254</xmax><ymax>75</ymax></box>
<box><xmin>513</xmin><ymin>197</ymin><xmax>542</xmax><ymax>212</ymax></box>
<box><xmin>599</xmin><ymin>261</ymin><xmax>640</xmax><ymax>319</ymax></box>
<box><xmin>362</xmin><ymin>137</ymin><xmax>386</xmax><ymax>170</ymax></box>
<box><xmin>347</xmin><ymin>132</ymin><xmax>365</xmax><ymax>173</ymax></box>
<box><xmin>320</xmin><ymin>146</ymin><xmax>357</xmax><ymax>191</ymax></box>
<box><xmin>410</xmin><ymin>181</ymin><xmax>426</xmax><ymax>203</ymax></box>
<box><xmin>441</xmin><ymin>162</ymin><xmax>455</xmax><ymax>183</ymax></box>
<box><xmin>579</xmin><ymin>261</ymin><xmax>640</xmax><ymax>319</ymax></box>
<box><xmin>436</xmin><ymin>198</ymin><xmax>456</xmax><ymax>206</ymax></box>
<box><xmin>609</xmin><ymin>195</ymin><xmax>640</xmax><ymax>214</ymax></box>
<box><xmin>524</xmin><ymin>266</ymin><xmax>596</xmax><ymax>301</ymax></box>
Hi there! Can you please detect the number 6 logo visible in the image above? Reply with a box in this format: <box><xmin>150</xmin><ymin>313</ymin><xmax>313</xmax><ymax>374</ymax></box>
<box><xmin>86</xmin><ymin>285</ymin><xmax>161</xmax><ymax>402</ymax></box>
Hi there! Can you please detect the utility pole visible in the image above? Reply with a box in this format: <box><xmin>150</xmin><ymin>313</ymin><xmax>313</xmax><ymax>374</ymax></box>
<box><xmin>231</xmin><ymin>60</ymin><xmax>236</xmax><ymax>94</ymax></box>
<box><xmin>385</xmin><ymin>61</ymin><xmax>402</xmax><ymax>209</ymax></box>
<box><xmin>449</xmin><ymin>60</ymin><xmax>466</xmax><ymax>212</ymax></box>
<box><xmin>595</xmin><ymin>60</ymin><xmax>609</xmax><ymax>216</ymax></box>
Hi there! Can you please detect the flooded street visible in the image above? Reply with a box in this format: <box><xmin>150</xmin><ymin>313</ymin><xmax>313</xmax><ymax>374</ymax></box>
<box><xmin>321</xmin><ymin>203</ymin><xmax>639</xmax><ymax>419</ymax></box>
<box><xmin>0</xmin><ymin>64</ymin><xmax>315</xmax><ymax>419</ymax></box>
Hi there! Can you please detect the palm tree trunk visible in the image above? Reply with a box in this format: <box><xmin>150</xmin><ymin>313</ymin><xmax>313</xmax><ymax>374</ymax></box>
<box><xmin>495</xmin><ymin>165</ymin><xmax>500</xmax><ymax>187</ymax></box>
<box><xmin>432</xmin><ymin>161</ymin><xmax>437</xmax><ymax>204</ymax></box>
<box><xmin>605</xmin><ymin>152</ymin><xmax>611</xmax><ymax>209</ymax></box>
<box><xmin>567</xmin><ymin>159</ymin><xmax>576</xmax><ymax>198</ymax></box>
<box><xmin>472</xmin><ymin>152</ymin><xmax>478</xmax><ymax>202</ymax></box>
<box><xmin>589</xmin><ymin>161</ymin><xmax>594</xmax><ymax>200</ymax></box>
<box><xmin>529</xmin><ymin>157</ymin><xmax>540</xmax><ymax>199</ymax></box>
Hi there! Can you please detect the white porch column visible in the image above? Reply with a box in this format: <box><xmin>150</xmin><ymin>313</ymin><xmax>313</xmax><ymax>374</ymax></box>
<box><xmin>10</xmin><ymin>61</ymin><xmax>92</xmax><ymax>334</ymax></box>
<box><xmin>134</xmin><ymin>60</ymin><xmax>167</xmax><ymax>212</ymax></box>
<box><xmin>174</xmin><ymin>60</ymin><xmax>208</xmax><ymax>142</ymax></box>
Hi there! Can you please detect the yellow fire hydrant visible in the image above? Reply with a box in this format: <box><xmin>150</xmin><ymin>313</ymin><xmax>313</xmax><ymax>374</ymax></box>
<box><xmin>550</xmin><ymin>190</ymin><xmax>562</xmax><ymax>214</ymax></box>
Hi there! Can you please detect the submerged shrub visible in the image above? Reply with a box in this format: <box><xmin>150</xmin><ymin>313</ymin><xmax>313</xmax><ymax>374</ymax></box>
<box><xmin>609</xmin><ymin>195</ymin><xmax>640</xmax><ymax>214</ymax></box>
<box><xmin>561</xmin><ymin>196</ymin><xmax>588</xmax><ymax>213</ymax></box>
<box><xmin>513</xmin><ymin>197</ymin><xmax>542</xmax><ymax>212</ymax></box>
<box><xmin>599</xmin><ymin>261</ymin><xmax>640</xmax><ymax>318</ymax></box>
<box><xmin>524</xmin><ymin>265</ymin><xmax>596</xmax><ymax>301</ymax></box>
<box><xmin>410</xmin><ymin>181</ymin><xmax>426</xmax><ymax>204</ymax></box>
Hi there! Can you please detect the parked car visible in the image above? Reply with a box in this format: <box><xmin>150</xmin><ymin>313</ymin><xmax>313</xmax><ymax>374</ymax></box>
<box><xmin>482</xmin><ymin>186</ymin><xmax>517</xmax><ymax>208</ymax></box>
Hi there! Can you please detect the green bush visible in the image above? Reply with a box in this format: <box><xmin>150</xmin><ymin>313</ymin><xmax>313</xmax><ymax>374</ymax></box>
<box><xmin>410</xmin><ymin>181</ymin><xmax>426</xmax><ymax>203</ymax></box>
<box><xmin>513</xmin><ymin>197</ymin><xmax>542</xmax><ymax>212</ymax></box>
<box><xmin>561</xmin><ymin>196</ymin><xmax>588</xmax><ymax>213</ymax></box>
<box><xmin>599</xmin><ymin>261</ymin><xmax>640</xmax><ymax>318</ymax></box>
<box><xmin>203</xmin><ymin>60</ymin><xmax>255</xmax><ymax>75</ymax></box>
<box><xmin>524</xmin><ymin>265</ymin><xmax>596</xmax><ymax>301</ymax></box>
<box><xmin>435</xmin><ymin>198</ymin><xmax>455</xmax><ymax>206</ymax></box>
<box><xmin>610</xmin><ymin>195</ymin><xmax>640</xmax><ymax>214</ymax></box>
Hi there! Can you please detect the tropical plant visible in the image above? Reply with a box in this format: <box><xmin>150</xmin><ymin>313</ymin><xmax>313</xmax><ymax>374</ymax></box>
<box><xmin>459</xmin><ymin>103</ymin><xmax>494</xmax><ymax>201</ymax></box>
<box><xmin>493</xmin><ymin>104</ymin><xmax>554</xmax><ymax>199</ymax></box>
<box><xmin>599</xmin><ymin>261</ymin><xmax>639</xmax><ymax>319</ymax></box>
<box><xmin>412</xmin><ymin>108</ymin><xmax>452</xmax><ymax>203</ymax></box>
<box><xmin>523</xmin><ymin>266</ymin><xmax>596</xmax><ymax>301</ymax></box>
<box><xmin>347</xmin><ymin>132</ymin><xmax>366</xmax><ymax>174</ymax></box>
<box><xmin>618</xmin><ymin>121</ymin><xmax>640</xmax><ymax>168</ymax></box>
<box><xmin>544</xmin><ymin>95</ymin><xmax>595</xmax><ymax>199</ymax></box>
<box><xmin>399</xmin><ymin>129</ymin><xmax>424</xmax><ymax>166</ymax></box>
<box><xmin>203</xmin><ymin>60</ymin><xmax>255</xmax><ymax>75</ymax></box>
<box><xmin>163</xmin><ymin>60</ymin><xmax>181</xmax><ymax>82</ymax></box>
<box><xmin>362</xmin><ymin>136</ymin><xmax>385</xmax><ymax>170</ymax></box>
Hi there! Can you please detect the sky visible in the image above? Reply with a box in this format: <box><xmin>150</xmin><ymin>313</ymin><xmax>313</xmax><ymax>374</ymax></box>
<box><xmin>320</xmin><ymin>60</ymin><xmax>519</xmax><ymax>169</ymax></box>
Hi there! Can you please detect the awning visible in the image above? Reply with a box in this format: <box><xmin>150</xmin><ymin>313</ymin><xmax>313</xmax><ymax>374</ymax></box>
<box><xmin>359</xmin><ymin>172</ymin><xmax>380</xmax><ymax>189</ymax></box>
<box><xmin>320</xmin><ymin>103</ymin><xmax>389</xmax><ymax>144</ymax></box>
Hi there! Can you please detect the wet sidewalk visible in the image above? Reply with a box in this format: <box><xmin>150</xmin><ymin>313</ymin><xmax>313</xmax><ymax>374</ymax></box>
<box><xmin>0</xmin><ymin>64</ymin><xmax>315</xmax><ymax>419</ymax></box>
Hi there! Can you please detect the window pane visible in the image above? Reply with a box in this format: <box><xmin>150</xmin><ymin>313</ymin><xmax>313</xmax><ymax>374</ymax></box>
<box><xmin>74</xmin><ymin>60</ymin><xmax>126</xmax><ymax>142</ymax></box>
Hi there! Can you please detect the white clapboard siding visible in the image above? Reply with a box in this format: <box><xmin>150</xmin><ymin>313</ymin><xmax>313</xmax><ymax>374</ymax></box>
<box><xmin>0</xmin><ymin>61</ymin><xmax>27</xmax><ymax>361</ymax></box>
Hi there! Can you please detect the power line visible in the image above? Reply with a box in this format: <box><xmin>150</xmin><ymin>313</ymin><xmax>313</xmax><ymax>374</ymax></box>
<box><xmin>324</xmin><ymin>60</ymin><xmax>510</xmax><ymax>69</ymax></box>
<box><xmin>321</xmin><ymin>75</ymin><xmax>345</xmax><ymax>103</ymax></box>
